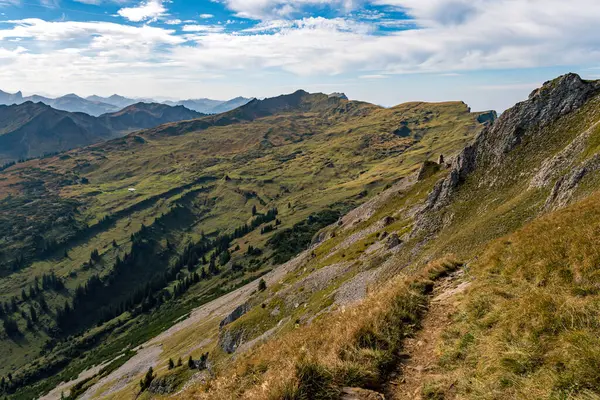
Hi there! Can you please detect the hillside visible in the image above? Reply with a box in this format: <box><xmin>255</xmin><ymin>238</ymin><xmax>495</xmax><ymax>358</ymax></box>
<box><xmin>163</xmin><ymin>96</ymin><xmax>253</xmax><ymax>114</ymax></box>
<box><xmin>0</xmin><ymin>102</ymin><xmax>114</xmax><ymax>163</ymax></box>
<box><xmin>48</xmin><ymin>94</ymin><xmax>119</xmax><ymax>117</ymax></box>
<box><xmin>0</xmin><ymin>90</ymin><xmax>489</xmax><ymax>399</ymax></box>
<box><xmin>0</xmin><ymin>102</ymin><xmax>204</xmax><ymax>163</ymax></box>
<box><xmin>207</xmin><ymin>96</ymin><xmax>254</xmax><ymax>114</ymax></box>
<box><xmin>98</xmin><ymin>103</ymin><xmax>203</xmax><ymax>132</ymax></box>
<box><xmin>151</xmin><ymin>73</ymin><xmax>600</xmax><ymax>400</ymax></box>
<box><xmin>86</xmin><ymin>95</ymin><xmax>141</xmax><ymax>110</ymax></box>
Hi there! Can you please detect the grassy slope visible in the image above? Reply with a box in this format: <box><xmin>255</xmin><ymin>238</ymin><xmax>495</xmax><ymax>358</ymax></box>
<box><xmin>0</xmin><ymin>94</ymin><xmax>485</xmax><ymax>398</ymax></box>
<box><xmin>172</xmin><ymin>80</ymin><xmax>600</xmax><ymax>400</ymax></box>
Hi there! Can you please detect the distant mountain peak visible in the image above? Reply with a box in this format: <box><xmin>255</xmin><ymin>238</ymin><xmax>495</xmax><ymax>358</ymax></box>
<box><xmin>328</xmin><ymin>92</ymin><xmax>348</xmax><ymax>100</ymax></box>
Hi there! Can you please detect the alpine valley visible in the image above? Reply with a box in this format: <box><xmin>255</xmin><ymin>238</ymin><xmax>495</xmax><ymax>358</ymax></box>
<box><xmin>1</xmin><ymin>74</ymin><xmax>600</xmax><ymax>400</ymax></box>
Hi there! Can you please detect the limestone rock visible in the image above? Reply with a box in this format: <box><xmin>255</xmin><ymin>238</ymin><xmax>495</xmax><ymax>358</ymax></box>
<box><xmin>424</xmin><ymin>73</ymin><xmax>600</xmax><ymax>212</ymax></box>
<box><xmin>218</xmin><ymin>328</ymin><xmax>246</xmax><ymax>354</ymax></box>
<box><xmin>544</xmin><ymin>155</ymin><xmax>600</xmax><ymax>210</ymax></box>
<box><xmin>341</xmin><ymin>387</ymin><xmax>385</xmax><ymax>400</ymax></box>
<box><xmin>219</xmin><ymin>302</ymin><xmax>251</xmax><ymax>329</ymax></box>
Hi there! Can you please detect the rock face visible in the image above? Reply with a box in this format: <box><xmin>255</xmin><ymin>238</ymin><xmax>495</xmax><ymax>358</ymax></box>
<box><xmin>543</xmin><ymin>155</ymin><xmax>600</xmax><ymax>210</ymax></box>
<box><xmin>219</xmin><ymin>328</ymin><xmax>246</xmax><ymax>354</ymax></box>
<box><xmin>148</xmin><ymin>375</ymin><xmax>178</xmax><ymax>395</ymax></box>
<box><xmin>218</xmin><ymin>303</ymin><xmax>252</xmax><ymax>353</ymax></box>
<box><xmin>424</xmin><ymin>73</ymin><xmax>600</xmax><ymax>212</ymax></box>
<box><xmin>386</xmin><ymin>233</ymin><xmax>401</xmax><ymax>249</ymax></box>
<box><xmin>219</xmin><ymin>302</ymin><xmax>251</xmax><ymax>329</ymax></box>
<box><xmin>329</xmin><ymin>92</ymin><xmax>349</xmax><ymax>100</ymax></box>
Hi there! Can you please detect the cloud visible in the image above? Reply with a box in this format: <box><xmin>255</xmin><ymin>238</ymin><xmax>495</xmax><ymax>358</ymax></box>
<box><xmin>359</xmin><ymin>74</ymin><xmax>388</xmax><ymax>79</ymax></box>
<box><xmin>221</xmin><ymin>0</ymin><xmax>361</xmax><ymax>20</ymax></box>
<box><xmin>117</xmin><ymin>0</ymin><xmax>167</xmax><ymax>22</ymax></box>
<box><xmin>374</xmin><ymin>0</ymin><xmax>480</xmax><ymax>26</ymax></box>
<box><xmin>241</xmin><ymin>16</ymin><xmax>372</xmax><ymax>33</ymax></box>
<box><xmin>1</xmin><ymin>0</ymin><xmax>600</xmax><ymax>104</ymax></box>
<box><xmin>182</xmin><ymin>24</ymin><xmax>225</xmax><ymax>33</ymax></box>
<box><xmin>40</xmin><ymin>0</ymin><xmax>60</xmax><ymax>8</ymax></box>
<box><xmin>199</xmin><ymin>13</ymin><xmax>214</xmax><ymax>19</ymax></box>
<box><xmin>164</xmin><ymin>1</ymin><xmax>600</xmax><ymax>77</ymax></box>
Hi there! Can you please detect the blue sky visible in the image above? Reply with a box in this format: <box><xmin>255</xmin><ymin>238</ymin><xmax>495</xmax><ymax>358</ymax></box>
<box><xmin>0</xmin><ymin>0</ymin><xmax>599</xmax><ymax>111</ymax></box>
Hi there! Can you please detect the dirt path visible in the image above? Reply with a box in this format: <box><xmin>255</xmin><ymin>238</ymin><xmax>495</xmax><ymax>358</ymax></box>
<box><xmin>388</xmin><ymin>271</ymin><xmax>470</xmax><ymax>400</ymax></box>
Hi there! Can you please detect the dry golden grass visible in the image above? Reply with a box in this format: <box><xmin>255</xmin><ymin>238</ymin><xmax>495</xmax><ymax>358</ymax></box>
<box><xmin>178</xmin><ymin>258</ymin><xmax>462</xmax><ymax>400</ymax></box>
<box><xmin>432</xmin><ymin>191</ymin><xmax>600</xmax><ymax>400</ymax></box>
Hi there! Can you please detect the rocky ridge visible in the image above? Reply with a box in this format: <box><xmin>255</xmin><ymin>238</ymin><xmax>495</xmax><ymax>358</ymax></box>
<box><xmin>423</xmin><ymin>73</ymin><xmax>600</xmax><ymax>214</ymax></box>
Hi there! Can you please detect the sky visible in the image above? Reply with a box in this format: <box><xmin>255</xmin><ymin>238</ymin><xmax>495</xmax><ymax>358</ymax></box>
<box><xmin>0</xmin><ymin>0</ymin><xmax>599</xmax><ymax>111</ymax></box>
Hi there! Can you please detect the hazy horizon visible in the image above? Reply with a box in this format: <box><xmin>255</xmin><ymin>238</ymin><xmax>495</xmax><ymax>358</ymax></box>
<box><xmin>0</xmin><ymin>0</ymin><xmax>599</xmax><ymax>112</ymax></box>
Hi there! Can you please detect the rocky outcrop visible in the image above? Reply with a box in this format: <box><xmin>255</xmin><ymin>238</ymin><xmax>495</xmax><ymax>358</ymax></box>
<box><xmin>543</xmin><ymin>155</ymin><xmax>600</xmax><ymax>211</ymax></box>
<box><xmin>217</xmin><ymin>303</ymin><xmax>253</xmax><ymax>353</ymax></box>
<box><xmin>219</xmin><ymin>328</ymin><xmax>246</xmax><ymax>354</ymax></box>
<box><xmin>329</xmin><ymin>92</ymin><xmax>349</xmax><ymax>100</ymax></box>
<box><xmin>386</xmin><ymin>233</ymin><xmax>401</xmax><ymax>249</ymax></box>
<box><xmin>530</xmin><ymin>124</ymin><xmax>594</xmax><ymax>189</ymax></box>
<box><xmin>219</xmin><ymin>302</ymin><xmax>251</xmax><ymax>329</ymax></box>
<box><xmin>424</xmin><ymin>73</ymin><xmax>600</xmax><ymax>212</ymax></box>
<box><xmin>148</xmin><ymin>374</ymin><xmax>179</xmax><ymax>395</ymax></box>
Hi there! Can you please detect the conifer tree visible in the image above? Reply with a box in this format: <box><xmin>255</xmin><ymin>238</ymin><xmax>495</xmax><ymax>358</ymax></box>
<box><xmin>258</xmin><ymin>279</ymin><xmax>267</xmax><ymax>292</ymax></box>
<box><xmin>29</xmin><ymin>306</ymin><xmax>38</xmax><ymax>323</ymax></box>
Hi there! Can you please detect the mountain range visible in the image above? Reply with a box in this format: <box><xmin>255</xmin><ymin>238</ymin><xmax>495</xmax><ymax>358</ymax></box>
<box><xmin>0</xmin><ymin>89</ymin><xmax>253</xmax><ymax>116</ymax></box>
<box><xmin>1</xmin><ymin>74</ymin><xmax>600</xmax><ymax>400</ymax></box>
<box><xmin>0</xmin><ymin>101</ymin><xmax>203</xmax><ymax>163</ymax></box>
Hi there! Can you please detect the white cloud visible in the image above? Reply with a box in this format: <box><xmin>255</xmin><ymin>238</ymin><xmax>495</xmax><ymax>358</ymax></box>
<box><xmin>199</xmin><ymin>13</ymin><xmax>214</xmax><ymax>19</ymax></box>
<box><xmin>1</xmin><ymin>0</ymin><xmax>600</xmax><ymax>108</ymax></box>
<box><xmin>117</xmin><ymin>0</ymin><xmax>167</xmax><ymax>22</ymax></box>
<box><xmin>164</xmin><ymin>1</ymin><xmax>600</xmax><ymax>77</ymax></box>
<box><xmin>182</xmin><ymin>24</ymin><xmax>225</xmax><ymax>33</ymax></box>
<box><xmin>40</xmin><ymin>0</ymin><xmax>60</xmax><ymax>8</ymax></box>
<box><xmin>221</xmin><ymin>0</ymin><xmax>361</xmax><ymax>20</ymax></box>
<box><xmin>359</xmin><ymin>74</ymin><xmax>388</xmax><ymax>79</ymax></box>
<box><xmin>0</xmin><ymin>18</ymin><xmax>182</xmax><ymax>44</ymax></box>
<box><xmin>165</xmin><ymin>19</ymin><xmax>182</xmax><ymax>25</ymax></box>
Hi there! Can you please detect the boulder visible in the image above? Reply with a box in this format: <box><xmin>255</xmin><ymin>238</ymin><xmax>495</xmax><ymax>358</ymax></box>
<box><xmin>341</xmin><ymin>387</ymin><xmax>385</xmax><ymax>400</ymax></box>
<box><xmin>218</xmin><ymin>328</ymin><xmax>246</xmax><ymax>354</ymax></box>
<box><xmin>386</xmin><ymin>233</ymin><xmax>401</xmax><ymax>249</ymax></box>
